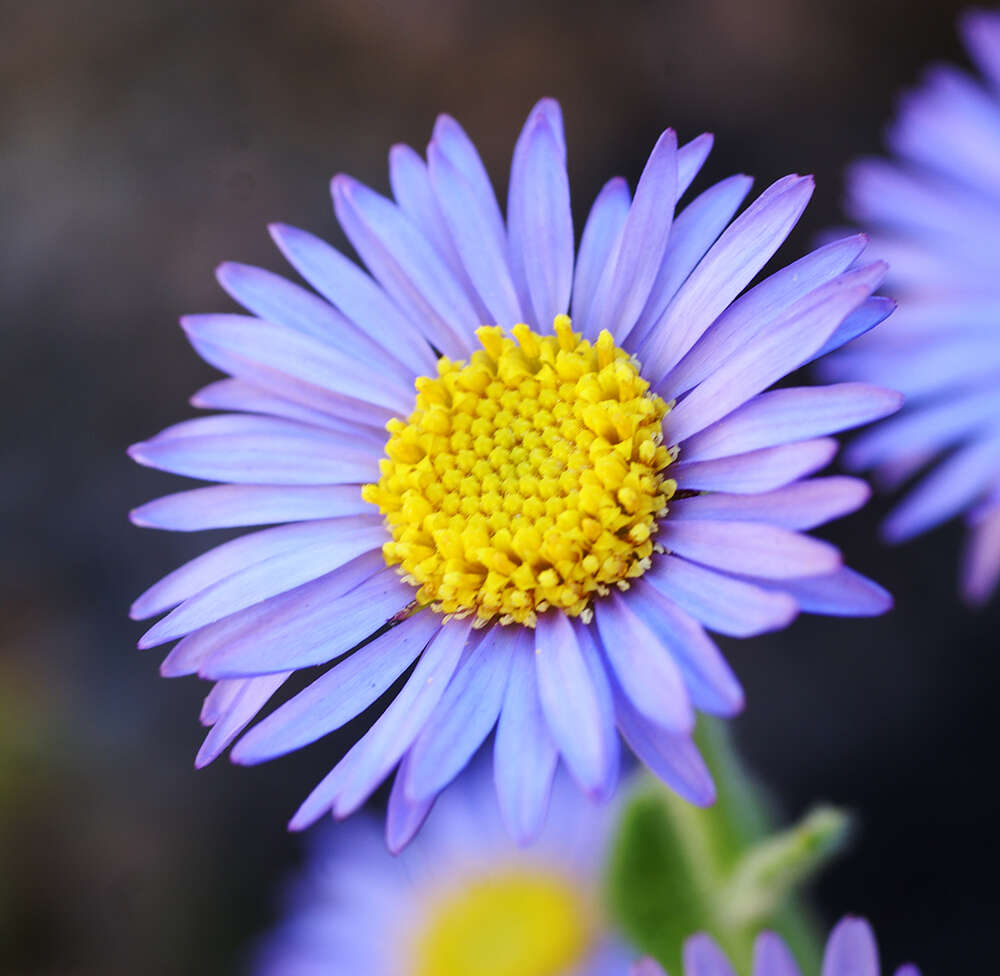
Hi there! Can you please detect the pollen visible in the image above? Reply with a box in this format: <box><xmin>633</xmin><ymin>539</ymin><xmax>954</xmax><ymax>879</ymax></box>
<box><xmin>362</xmin><ymin>316</ymin><xmax>675</xmax><ymax>627</ymax></box>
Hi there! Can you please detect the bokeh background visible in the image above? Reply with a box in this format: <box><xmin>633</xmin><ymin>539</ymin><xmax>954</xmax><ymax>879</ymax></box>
<box><xmin>2</xmin><ymin>0</ymin><xmax>997</xmax><ymax>972</ymax></box>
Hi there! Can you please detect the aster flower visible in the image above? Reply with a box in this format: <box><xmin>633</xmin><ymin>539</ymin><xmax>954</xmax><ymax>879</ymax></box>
<box><xmin>824</xmin><ymin>9</ymin><xmax>1000</xmax><ymax>605</ymax></box>
<box><xmin>632</xmin><ymin>917</ymin><xmax>919</xmax><ymax>976</ymax></box>
<box><xmin>130</xmin><ymin>97</ymin><xmax>898</xmax><ymax>846</ymax></box>
<box><xmin>251</xmin><ymin>767</ymin><xmax>631</xmax><ymax>976</ymax></box>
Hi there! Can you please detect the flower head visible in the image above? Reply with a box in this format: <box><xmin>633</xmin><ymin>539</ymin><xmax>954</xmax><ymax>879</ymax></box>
<box><xmin>825</xmin><ymin>9</ymin><xmax>1000</xmax><ymax>605</ymax></box>
<box><xmin>633</xmin><ymin>917</ymin><xmax>919</xmax><ymax>976</ymax></box>
<box><xmin>130</xmin><ymin>98</ymin><xmax>896</xmax><ymax>845</ymax></box>
<box><xmin>251</xmin><ymin>768</ymin><xmax>630</xmax><ymax>976</ymax></box>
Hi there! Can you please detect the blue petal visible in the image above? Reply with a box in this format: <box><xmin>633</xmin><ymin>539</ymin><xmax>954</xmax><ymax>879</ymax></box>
<box><xmin>493</xmin><ymin>630</ymin><xmax>559</xmax><ymax>844</ymax></box>
<box><xmin>331</xmin><ymin>174</ymin><xmax>476</xmax><ymax>356</ymax></box>
<box><xmin>507</xmin><ymin>101</ymin><xmax>574</xmax><ymax>328</ymax></box>
<box><xmin>667</xmin><ymin>477</ymin><xmax>871</xmax><ymax>530</ymax></box>
<box><xmin>611</xmin><ymin>675</ymin><xmax>715</xmax><ymax>807</ymax></box>
<box><xmin>389</xmin><ymin>142</ymin><xmax>484</xmax><ymax>310</ymax></box>
<box><xmin>328</xmin><ymin>618</ymin><xmax>472</xmax><ymax>818</ymax></box>
<box><xmin>130</xmin><ymin>484</ymin><xmax>369</xmax><ymax>533</ymax></box>
<box><xmin>571</xmin><ymin>176</ymin><xmax>630</xmax><ymax>323</ymax></box>
<box><xmin>386</xmin><ymin>754</ymin><xmax>435</xmax><ymax>853</ymax></box>
<box><xmin>676</xmin><ymin>133</ymin><xmax>714</xmax><ymax>198</ymax></box>
<box><xmin>671</xmin><ymin>439</ymin><xmax>839</xmax><ymax>494</ymax></box>
<box><xmin>198</xmin><ymin>567</ymin><xmax>413</xmax><ymax>678</ymax></box>
<box><xmin>131</xmin><ymin>520</ymin><xmax>381</xmax><ymax>622</ymax></box>
<box><xmin>428</xmin><ymin>137</ymin><xmax>522</xmax><ymax>327</ymax></box>
<box><xmin>138</xmin><ymin>518</ymin><xmax>388</xmax><ymax>648</ymax></box>
<box><xmin>268</xmin><ymin>222</ymin><xmax>437</xmax><ymax>375</ymax></box>
<box><xmin>661</xmin><ymin>234</ymin><xmax>869</xmax><ymax>401</ymax></box>
<box><xmin>195</xmin><ymin>671</ymin><xmax>290</xmax><ymax>768</ymax></box>
<box><xmin>769</xmin><ymin>567</ymin><xmax>893</xmax><ymax>617</ymax></box>
<box><xmin>190</xmin><ymin>378</ymin><xmax>376</xmax><ymax>434</ymax></box>
<box><xmin>215</xmin><ymin>261</ymin><xmax>413</xmax><ymax>384</ymax></box>
<box><xmin>822</xmin><ymin>917</ymin><xmax>880</xmax><ymax>976</ymax></box>
<box><xmin>663</xmin><ymin>263</ymin><xmax>885</xmax><ymax>445</ymax></box>
<box><xmin>404</xmin><ymin>625</ymin><xmax>515</xmax><ymax>802</ymax></box>
<box><xmin>629</xmin><ymin>174</ymin><xmax>753</xmax><ymax>351</ymax></box>
<box><xmin>626</xmin><ymin>581</ymin><xmax>744</xmax><ymax>716</ymax></box>
<box><xmin>535</xmin><ymin>611</ymin><xmax>613</xmax><ymax>795</ymax></box>
<box><xmin>659</xmin><ymin>519</ymin><xmax>841</xmax><ymax>580</ymax></box>
<box><xmin>594</xmin><ymin>592</ymin><xmax>694</xmax><ymax>732</ymax></box>
<box><xmin>684</xmin><ymin>934</ymin><xmax>738</xmax><ymax>976</ymax></box>
<box><xmin>753</xmin><ymin>932</ymin><xmax>803</xmax><ymax>976</ymax></box>
<box><xmin>583</xmin><ymin>129</ymin><xmax>678</xmax><ymax>342</ymax></box>
<box><xmin>680</xmin><ymin>383</ymin><xmax>902</xmax><ymax>462</ymax></box>
<box><xmin>644</xmin><ymin>554</ymin><xmax>797</xmax><ymax>637</ymax></box>
<box><xmin>639</xmin><ymin>175</ymin><xmax>815</xmax><ymax>382</ymax></box>
<box><xmin>230</xmin><ymin>611</ymin><xmax>440</xmax><ymax>764</ymax></box>
<box><xmin>180</xmin><ymin>313</ymin><xmax>411</xmax><ymax>413</ymax></box>
<box><xmin>883</xmin><ymin>434</ymin><xmax>1000</xmax><ymax>542</ymax></box>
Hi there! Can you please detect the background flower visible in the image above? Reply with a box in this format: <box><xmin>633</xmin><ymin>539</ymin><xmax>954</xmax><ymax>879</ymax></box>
<box><xmin>251</xmin><ymin>766</ymin><xmax>629</xmax><ymax>976</ymax></box>
<box><xmin>128</xmin><ymin>96</ymin><xmax>896</xmax><ymax>847</ymax></box>
<box><xmin>633</xmin><ymin>916</ymin><xmax>918</xmax><ymax>976</ymax></box>
<box><xmin>825</xmin><ymin>9</ymin><xmax>1000</xmax><ymax>605</ymax></box>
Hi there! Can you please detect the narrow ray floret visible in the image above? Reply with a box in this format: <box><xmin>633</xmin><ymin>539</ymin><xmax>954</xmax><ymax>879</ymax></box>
<box><xmin>632</xmin><ymin>916</ymin><xmax>919</xmax><ymax>976</ymax></box>
<box><xmin>825</xmin><ymin>9</ymin><xmax>1000</xmax><ymax>605</ymax></box>
<box><xmin>129</xmin><ymin>98</ymin><xmax>899</xmax><ymax>846</ymax></box>
<box><xmin>250</xmin><ymin>768</ymin><xmax>631</xmax><ymax>976</ymax></box>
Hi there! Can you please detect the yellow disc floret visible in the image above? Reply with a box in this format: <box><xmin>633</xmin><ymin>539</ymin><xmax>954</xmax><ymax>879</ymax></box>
<box><xmin>410</xmin><ymin>870</ymin><xmax>593</xmax><ymax>976</ymax></box>
<box><xmin>362</xmin><ymin>315</ymin><xmax>675</xmax><ymax>627</ymax></box>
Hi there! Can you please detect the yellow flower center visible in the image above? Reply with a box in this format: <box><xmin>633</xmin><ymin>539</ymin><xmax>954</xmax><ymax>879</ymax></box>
<box><xmin>363</xmin><ymin>315</ymin><xmax>675</xmax><ymax>627</ymax></box>
<box><xmin>410</xmin><ymin>870</ymin><xmax>593</xmax><ymax>976</ymax></box>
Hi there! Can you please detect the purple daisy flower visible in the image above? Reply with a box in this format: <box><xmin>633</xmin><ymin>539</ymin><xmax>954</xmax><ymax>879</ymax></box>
<box><xmin>251</xmin><ymin>767</ymin><xmax>631</xmax><ymax>976</ymax></box>
<box><xmin>130</xmin><ymin>98</ymin><xmax>898</xmax><ymax>846</ymax></box>
<box><xmin>632</xmin><ymin>917</ymin><xmax>919</xmax><ymax>976</ymax></box>
<box><xmin>823</xmin><ymin>9</ymin><xmax>1000</xmax><ymax>605</ymax></box>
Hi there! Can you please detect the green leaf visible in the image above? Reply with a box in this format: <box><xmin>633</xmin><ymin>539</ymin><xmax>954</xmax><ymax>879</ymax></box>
<box><xmin>605</xmin><ymin>718</ymin><xmax>849</xmax><ymax>976</ymax></box>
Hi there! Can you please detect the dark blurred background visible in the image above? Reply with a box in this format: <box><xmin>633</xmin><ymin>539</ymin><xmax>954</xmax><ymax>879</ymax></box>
<box><xmin>2</xmin><ymin>0</ymin><xmax>996</xmax><ymax>972</ymax></box>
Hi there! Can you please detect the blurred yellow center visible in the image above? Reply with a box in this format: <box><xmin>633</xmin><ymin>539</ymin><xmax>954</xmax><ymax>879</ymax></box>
<box><xmin>411</xmin><ymin>870</ymin><xmax>592</xmax><ymax>976</ymax></box>
<box><xmin>363</xmin><ymin>316</ymin><xmax>675</xmax><ymax>626</ymax></box>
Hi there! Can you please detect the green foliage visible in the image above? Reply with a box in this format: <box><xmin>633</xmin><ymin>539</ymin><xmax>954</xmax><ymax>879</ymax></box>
<box><xmin>605</xmin><ymin>719</ymin><xmax>849</xmax><ymax>975</ymax></box>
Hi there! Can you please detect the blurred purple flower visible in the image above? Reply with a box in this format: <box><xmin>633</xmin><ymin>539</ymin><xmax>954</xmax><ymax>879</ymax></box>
<box><xmin>633</xmin><ymin>917</ymin><xmax>919</xmax><ymax>976</ymax></box>
<box><xmin>130</xmin><ymin>97</ymin><xmax>896</xmax><ymax>845</ymax></box>
<box><xmin>825</xmin><ymin>9</ymin><xmax>1000</xmax><ymax>605</ymax></box>
<box><xmin>251</xmin><ymin>767</ymin><xmax>631</xmax><ymax>976</ymax></box>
